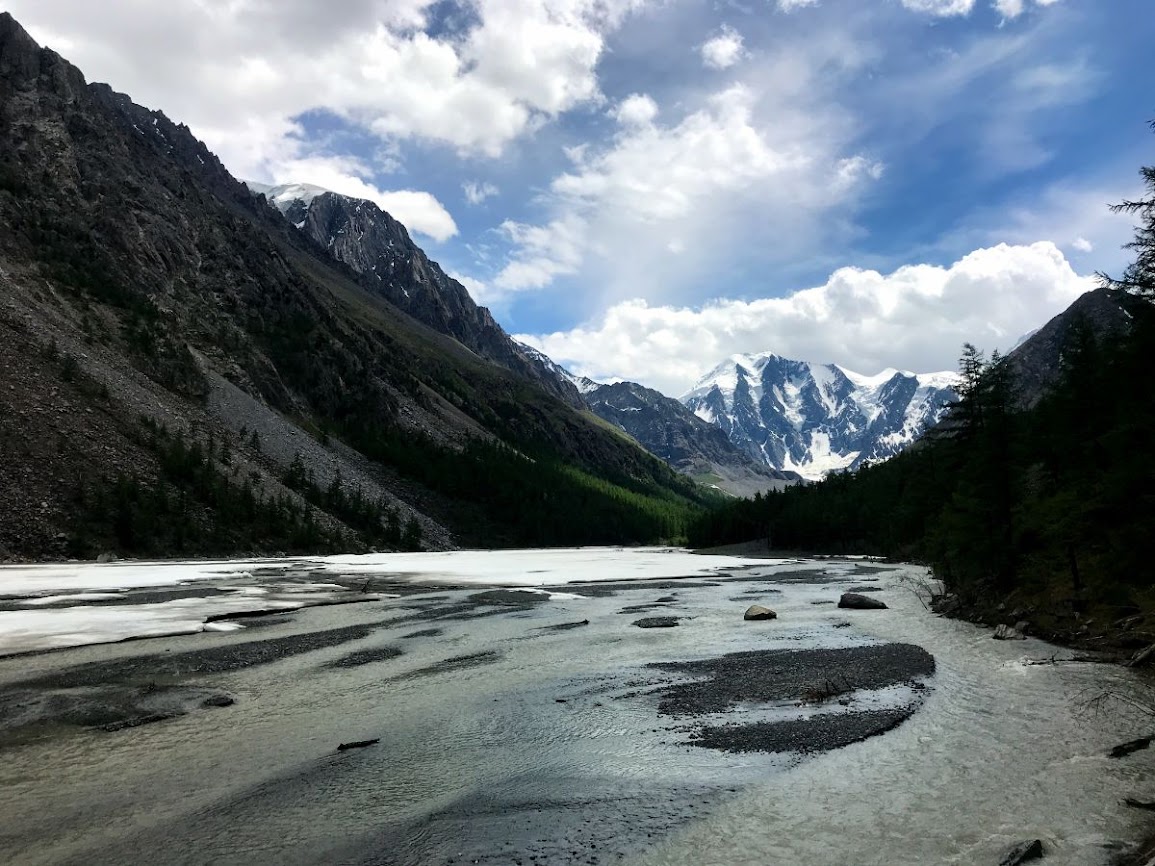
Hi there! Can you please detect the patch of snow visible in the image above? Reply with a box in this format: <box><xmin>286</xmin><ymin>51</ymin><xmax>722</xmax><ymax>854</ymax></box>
<box><xmin>19</xmin><ymin>592</ymin><xmax>126</xmax><ymax>606</ymax></box>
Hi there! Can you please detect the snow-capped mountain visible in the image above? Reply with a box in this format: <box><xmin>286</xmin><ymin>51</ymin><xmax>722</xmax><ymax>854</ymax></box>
<box><xmin>681</xmin><ymin>353</ymin><xmax>959</xmax><ymax>480</ymax></box>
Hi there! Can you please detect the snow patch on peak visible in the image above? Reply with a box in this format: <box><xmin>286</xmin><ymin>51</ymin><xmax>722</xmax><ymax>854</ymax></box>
<box><xmin>247</xmin><ymin>181</ymin><xmax>339</xmax><ymax>211</ymax></box>
<box><xmin>514</xmin><ymin>341</ymin><xmax>602</xmax><ymax>394</ymax></box>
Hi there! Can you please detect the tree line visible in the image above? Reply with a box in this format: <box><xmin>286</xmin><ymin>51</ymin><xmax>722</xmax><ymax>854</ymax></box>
<box><xmin>690</xmin><ymin>143</ymin><xmax>1155</xmax><ymax>620</ymax></box>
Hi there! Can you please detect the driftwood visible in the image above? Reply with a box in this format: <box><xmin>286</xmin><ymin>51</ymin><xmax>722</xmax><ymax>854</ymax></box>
<box><xmin>337</xmin><ymin>738</ymin><xmax>380</xmax><ymax>752</ymax></box>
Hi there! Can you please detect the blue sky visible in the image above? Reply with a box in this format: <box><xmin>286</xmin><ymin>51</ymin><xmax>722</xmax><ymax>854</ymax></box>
<box><xmin>13</xmin><ymin>0</ymin><xmax>1154</xmax><ymax>395</ymax></box>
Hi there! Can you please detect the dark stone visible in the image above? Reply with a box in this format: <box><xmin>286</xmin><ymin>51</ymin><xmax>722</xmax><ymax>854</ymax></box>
<box><xmin>1110</xmin><ymin>736</ymin><xmax>1153</xmax><ymax>759</ymax></box>
<box><xmin>200</xmin><ymin>694</ymin><xmax>235</xmax><ymax>708</ymax></box>
<box><xmin>998</xmin><ymin>839</ymin><xmax>1043</xmax><ymax>865</ymax></box>
<box><xmin>633</xmin><ymin>616</ymin><xmax>681</xmax><ymax>628</ymax></box>
<box><xmin>743</xmin><ymin>605</ymin><xmax>777</xmax><ymax>621</ymax></box>
<box><xmin>838</xmin><ymin>593</ymin><xmax>888</xmax><ymax>610</ymax></box>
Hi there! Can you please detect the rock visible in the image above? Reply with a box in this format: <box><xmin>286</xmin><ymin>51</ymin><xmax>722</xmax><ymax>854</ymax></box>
<box><xmin>1124</xmin><ymin>797</ymin><xmax>1155</xmax><ymax>811</ymax></box>
<box><xmin>743</xmin><ymin>605</ymin><xmax>777</xmax><ymax>621</ymax></box>
<box><xmin>1110</xmin><ymin>736</ymin><xmax>1153</xmax><ymax>758</ymax></box>
<box><xmin>633</xmin><ymin>616</ymin><xmax>680</xmax><ymax>628</ymax></box>
<box><xmin>838</xmin><ymin>593</ymin><xmax>888</xmax><ymax>610</ymax></box>
<box><xmin>96</xmin><ymin>551</ymin><xmax>118</xmax><ymax>563</ymax></box>
<box><xmin>1129</xmin><ymin>644</ymin><xmax>1155</xmax><ymax>667</ymax></box>
<box><xmin>998</xmin><ymin>839</ymin><xmax>1043</xmax><ymax>865</ymax></box>
<box><xmin>1014</xmin><ymin>621</ymin><xmax>1031</xmax><ymax>635</ymax></box>
<box><xmin>993</xmin><ymin>624</ymin><xmax>1026</xmax><ymax>641</ymax></box>
<box><xmin>931</xmin><ymin>594</ymin><xmax>961</xmax><ymax>615</ymax></box>
<box><xmin>201</xmin><ymin>694</ymin><xmax>235</xmax><ymax>708</ymax></box>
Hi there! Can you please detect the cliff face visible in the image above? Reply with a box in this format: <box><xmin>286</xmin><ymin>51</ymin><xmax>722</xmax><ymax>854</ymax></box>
<box><xmin>0</xmin><ymin>12</ymin><xmax>697</xmax><ymax>559</ymax></box>
<box><xmin>1005</xmin><ymin>287</ymin><xmax>1148</xmax><ymax>408</ymax></box>
<box><xmin>254</xmin><ymin>183</ymin><xmax>584</xmax><ymax>408</ymax></box>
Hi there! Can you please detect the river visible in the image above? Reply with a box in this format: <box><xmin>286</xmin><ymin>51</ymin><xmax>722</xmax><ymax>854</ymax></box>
<box><xmin>0</xmin><ymin>549</ymin><xmax>1152</xmax><ymax>865</ymax></box>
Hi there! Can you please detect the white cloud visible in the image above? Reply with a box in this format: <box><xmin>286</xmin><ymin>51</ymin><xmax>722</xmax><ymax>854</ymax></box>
<box><xmin>995</xmin><ymin>0</ymin><xmax>1061</xmax><ymax>18</ymax></box>
<box><xmin>699</xmin><ymin>26</ymin><xmax>746</xmax><ymax>70</ymax></box>
<box><xmin>9</xmin><ymin>0</ymin><xmax>646</xmax><ymax>177</ymax></box>
<box><xmin>517</xmin><ymin>242</ymin><xmax>1093</xmax><ymax>396</ymax></box>
<box><xmin>463</xmin><ymin>181</ymin><xmax>500</xmax><ymax>205</ymax></box>
<box><xmin>777</xmin><ymin>0</ymin><xmax>820</xmax><ymax>10</ymax></box>
<box><xmin>612</xmin><ymin>93</ymin><xmax>659</xmax><ymax>126</ymax></box>
<box><xmin>993</xmin><ymin>0</ymin><xmax>1025</xmax><ymax>18</ymax></box>
<box><xmin>492</xmin><ymin>82</ymin><xmax>879</xmax><ymax>299</ymax></box>
<box><xmin>264</xmin><ymin>154</ymin><xmax>458</xmax><ymax>241</ymax></box>
<box><xmin>901</xmin><ymin>0</ymin><xmax>977</xmax><ymax>15</ymax></box>
<box><xmin>1070</xmin><ymin>236</ymin><xmax>1093</xmax><ymax>253</ymax></box>
<box><xmin>496</xmin><ymin>215</ymin><xmax>588</xmax><ymax>290</ymax></box>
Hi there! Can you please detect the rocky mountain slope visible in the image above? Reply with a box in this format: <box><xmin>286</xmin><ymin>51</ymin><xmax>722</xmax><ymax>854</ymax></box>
<box><xmin>510</xmin><ymin>343</ymin><xmax>796</xmax><ymax>495</ymax></box>
<box><xmin>0</xmin><ymin>13</ymin><xmax>703</xmax><ymax>559</ymax></box>
<box><xmin>581</xmin><ymin>380</ymin><xmax>798</xmax><ymax>496</ymax></box>
<box><xmin>682</xmin><ymin>354</ymin><xmax>959</xmax><ymax>480</ymax></box>
<box><xmin>250</xmin><ymin>182</ymin><xmax>583</xmax><ymax>408</ymax></box>
<box><xmin>1004</xmin><ymin>286</ymin><xmax>1148</xmax><ymax>408</ymax></box>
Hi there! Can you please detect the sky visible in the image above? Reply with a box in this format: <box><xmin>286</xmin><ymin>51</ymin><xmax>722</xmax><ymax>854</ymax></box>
<box><xmin>11</xmin><ymin>0</ymin><xmax>1154</xmax><ymax>396</ymax></box>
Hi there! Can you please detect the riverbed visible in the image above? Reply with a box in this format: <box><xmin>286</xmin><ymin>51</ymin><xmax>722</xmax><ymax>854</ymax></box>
<box><xmin>0</xmin><ymin>550</ymin><xmax>1152</xmax><ymax>865</ymax></box>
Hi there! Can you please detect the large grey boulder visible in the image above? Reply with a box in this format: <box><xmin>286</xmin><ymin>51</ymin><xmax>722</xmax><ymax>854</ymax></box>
<box><xmin>743</xmin><ymin>605</ymin><xmax>777</xmax><ymax>621</ymax></box>
<box><xmin>838</xmin><ymin>593</ymin><xmax>888</xmax><ymax>610</ymax></box>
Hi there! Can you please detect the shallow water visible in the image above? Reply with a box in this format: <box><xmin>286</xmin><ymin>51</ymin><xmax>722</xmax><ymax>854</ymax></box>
<box><xmin>0</xmin><ymin>554</ymin><xmax>1152</xmax><ymax>866</ymax></box>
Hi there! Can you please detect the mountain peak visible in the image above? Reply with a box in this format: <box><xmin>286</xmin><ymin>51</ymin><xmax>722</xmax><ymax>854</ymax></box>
<box><xmin>683</xmin><ymin>351</ymin><xmax>959</xmax><ymax>479</ymax></box>
<box><xmin>0</xmin><ymin>12</ymin><xmax>45</xmax><ymax>82</ymax></box>
<box><xmin>247</xmin><ymin>181</ymin><xmax>337</xmax><ymax>210</ymax></box>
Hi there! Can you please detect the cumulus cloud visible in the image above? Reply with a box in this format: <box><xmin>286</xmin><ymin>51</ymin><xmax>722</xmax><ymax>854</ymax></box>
<box><xmin>493</xmin><ymin>84</ymin><xmax>876</xmax><ymax>296</ymax></box>
<box><xmin>10</xmin><ymin>0</ymin><xmax>645</xmax><ymax>176</ymax></box>
<box><xmin>517</xmin><ymin>242</ymin><xmax>1093</xmax><ymax>396</ymax></box>
<box><xmin>1070</xmin><ymin>236</ymin><xmax>1093</xmax><ymax>253</ymax></box>
<box><xmin>995</xmin><ymin>0</ymin><xmax>1061</xmax><ymax>18</ymax></box>
<box><xmin>612</xmin><ymin>93</ymin><xmax>659</xmax><ymax>126</ymax></box>
<box><xmin>463</xmin><ymin>181</ymin><xmax>500</xmax><ymax>205</ymax></box>
<box><xmin>496</xmin><ymin>216</ymin><xmax>588</xmax><ymax>290</ymax></box>
<box><xmin>777</xmin><ymin>0</ymin><xmax>820</xmax><ymax>10</ymax></box>
<box><xmin>699</xmin><ymin>26</ymin><xmax>746</xmax><ymax>70</ymax></box>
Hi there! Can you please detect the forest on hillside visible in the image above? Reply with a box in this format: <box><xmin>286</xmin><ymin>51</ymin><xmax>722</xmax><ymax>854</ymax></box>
<box><xmin>689</xmin><ymin>143</ymin><xmax>1155</xmax><ymax>625</ymax></box>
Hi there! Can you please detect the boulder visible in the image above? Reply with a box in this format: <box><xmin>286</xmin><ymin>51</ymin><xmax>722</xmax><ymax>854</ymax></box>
<box><xmin>838</xmin><ymin>593</ymin><xmax>888</xmax><ymax>610</ymax></box>
<box><xmin>993</xmin><ymin>624</ymin><xmax>1026</xmax><ymax>641</ymax></box>
<box><xmin>931</xmin><ymin>594</ymin><xmax>961</xmax><ymax>615</ymax></box>
<box><xmin>744</xmin><ymin>605</ymin><xmax>777</xmax><ymax>621</ymax></box>
<box><xmin>998</xmin><ymin>839</ymin><xmax>1044</xmax><ymax>865</ymax></box>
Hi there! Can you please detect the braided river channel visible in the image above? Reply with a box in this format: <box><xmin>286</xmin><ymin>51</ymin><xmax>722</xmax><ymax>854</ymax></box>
<box><xmin>1</xmin><ymin>549</ymin><xmax>1153</xmax><ymax>865</ymax></box>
